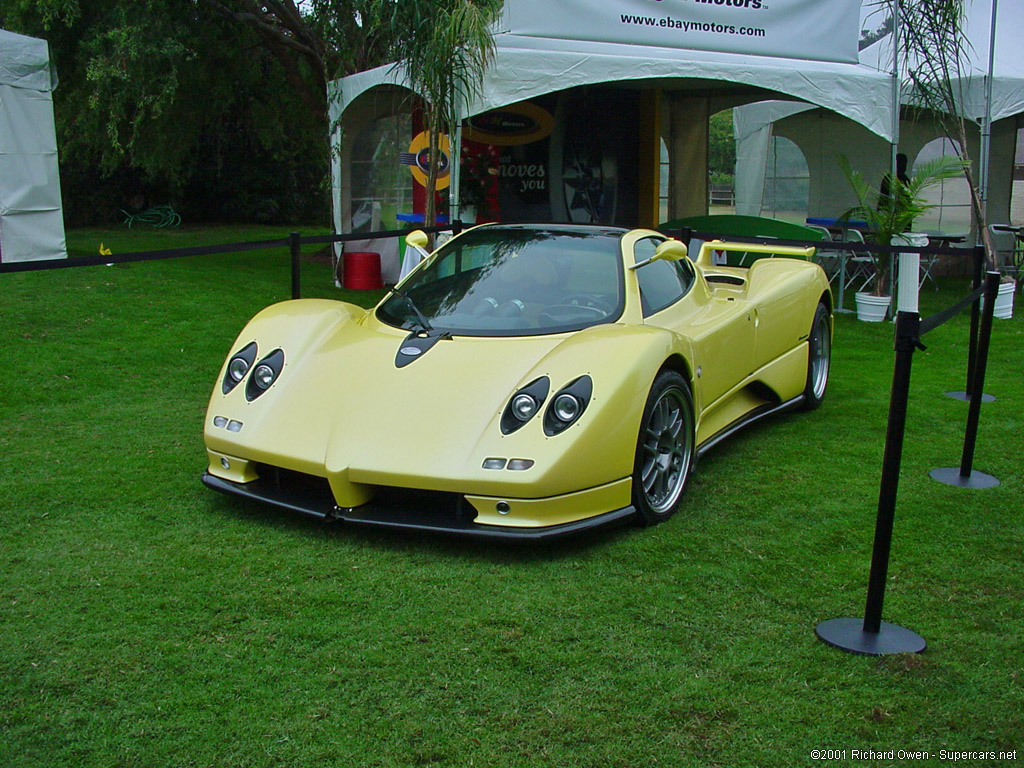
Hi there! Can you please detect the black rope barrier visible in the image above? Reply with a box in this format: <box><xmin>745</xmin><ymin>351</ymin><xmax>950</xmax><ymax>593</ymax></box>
<box><xmin>0</xmin><ymin>237</ymin><xmax>290</xmax><ymax>274</ymax></box>
<box><xmin>816</xmin><ymin>270</ymin><xmax>1003</xmax><ymax>656</ymax></box>
<box><xmin>0</xmin><ymin>223</ymin><xmax>459</xmax><ymax>300</ymax></box>
<box><xmin>919</xmin><ymin>283</ymin><xmax>984</xmax><ymax>335</ymax></box>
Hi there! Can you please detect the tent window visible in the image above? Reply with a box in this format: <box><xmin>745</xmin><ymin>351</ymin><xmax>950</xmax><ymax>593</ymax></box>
<box><xmin>350</xmin><ymin>114</ymin><xmax>412</xmax><ymax>232</ymax></box>
<box><xmin>1010</xmin><ymin>126</ymin><xmax>1024</xmax><ymax>226</ymax></box>
<box><xmin>761</xmin><ymin>136</ymin><xmax>809</xmax><ymax>223</ymax></box>
<box><xmin>913</xmin><ymin>138</ymin><xmax>972</xmax><ymax>234</ymax></box>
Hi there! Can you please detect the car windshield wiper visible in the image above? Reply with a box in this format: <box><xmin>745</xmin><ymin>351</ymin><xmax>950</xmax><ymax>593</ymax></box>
<box><xmin>389</xmin><ymin>286</ymin><xmax>433</xmax><ymax>333</ymax></box>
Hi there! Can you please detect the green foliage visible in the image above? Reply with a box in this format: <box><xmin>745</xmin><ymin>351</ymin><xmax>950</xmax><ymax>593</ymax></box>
<box><xmin>709</xmin><ymin>171</ymin><xmax>735</xmax><ymax>187</ymax></box>
<box><xmin>1</xmin><ymin>0</ymin><xmax>506</xmax><ymax>227</ymax></box>
<box><xmin>893</xmin><ymin>0</ymin><xmax>997</xmax><ymax>269</ymax></box>
<box><xmin>708</xmin><ymin>109</ymin><xmax>736</xmax><ymax>178</ymax></box>
<box><xmin>1</xmin><ymin>224</ymin><xmax>1022</xmax><ymax>766</ymax></box>
<box><xmin>390</xmin><ymin>0</ymin><xmax>501</xmax><ymax>226</ymax></box>
<box><xmin>839</xmin><ymin>153</ymin><xmax>966</xmax><ymax>295</ymax></box>
<box><xmin>1</xmin><ymin>1</ymin><xmax>329</xmax><ymax>225</ymax></box>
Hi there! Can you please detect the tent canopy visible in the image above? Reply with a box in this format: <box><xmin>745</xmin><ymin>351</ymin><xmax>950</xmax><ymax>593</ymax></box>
<box><xmin>328</xmin><ymin>0</ymin><xmax>896</xmax><ymax>245</ymax></box>
<box><xmin>859</xmin><ymin>0</ymin><xmax>1024</xmax><ymax>124</ymax></box>
<box><xmin>330</xmin><ymin>29</ymin><xmax>895</xmax><ymax>142</ymax></box>
<box><xmin>0</xmin><ymin>28</ymin><xmax>56</xmax><ymax>91</ymax></box>
<box><xmin>734</xmin><ymin>0</ymin><xmax>1024</xmax><ymax>222</ymax></box>
<box><xmin>0</xmin><ymin>28</ymin><xmax>66</xmax><ymax>263</ymax></box>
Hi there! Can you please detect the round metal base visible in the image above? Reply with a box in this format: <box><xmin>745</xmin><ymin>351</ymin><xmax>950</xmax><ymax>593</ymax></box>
<box><xmin>945</xmin><ymin>390</ymin><xmax>996</xmax><ymax>403</ymax></box>
<box><xmin>816</xmin><ymin>618</ymin><xmax>926</xmax><ymax>656</ymax></box>
<box><xmin>930</xmin><ymin>467</ymin><xmax>1000</xmax><ymax>489</ymax></box>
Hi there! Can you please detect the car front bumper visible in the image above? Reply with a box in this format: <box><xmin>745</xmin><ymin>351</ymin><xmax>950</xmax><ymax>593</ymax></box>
<box><xmin>201</xmin><ymin>471</ymin><xmax>637</xmax><ymax>542</ymax></box>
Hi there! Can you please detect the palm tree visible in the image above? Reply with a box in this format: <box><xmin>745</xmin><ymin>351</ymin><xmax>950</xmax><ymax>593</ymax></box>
<box><xmin>890</xmin><ymin>0</ymin><xmax>997</xmax><ymax>270</ymax></box>
<box><xmin>839</xmin><ymin>153</ymin><xmax>966</xmax><ymax>296</ymax></box>
<box><xmin>393</xmin><ymin>0</ymin><xmax>500</xmax><ymax>229</ymax></box>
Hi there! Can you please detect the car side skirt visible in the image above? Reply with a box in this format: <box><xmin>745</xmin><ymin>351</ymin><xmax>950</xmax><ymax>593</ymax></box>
<box><xmin>201</xmin><ymin>472</ymin><xmax>637</xmax><ymax>542</ymax></box>
<box><xmin>696</xmin><ymin>394</ymin><xmax>805</xmax><ymax>459</ymax></box>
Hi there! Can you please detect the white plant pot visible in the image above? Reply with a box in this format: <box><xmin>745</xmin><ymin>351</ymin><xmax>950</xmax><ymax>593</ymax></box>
<box><xmin>855</xmin><ymin>292</ymin><xmax>892</xmax><ymax>322</ymax></box>
<box><xmin>991</xmin><ymin>280</ymin><xmax>1016</xmax><ymax>320</ymax></box>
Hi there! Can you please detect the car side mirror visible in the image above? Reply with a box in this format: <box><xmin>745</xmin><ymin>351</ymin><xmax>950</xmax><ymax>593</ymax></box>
<box><xmin>629</xmin><ymin>238</ymin><xmax>688</xmax><ymax>271</ymax></box>
<box><xmin>405</xmin><ymin>230</ymin><xmax>429</xmax><ymax>250</ymax></box>
<box><xmin>654</xmin><ymin>239</ymin><xmax>688</xmax><ymax>262</ymax></box>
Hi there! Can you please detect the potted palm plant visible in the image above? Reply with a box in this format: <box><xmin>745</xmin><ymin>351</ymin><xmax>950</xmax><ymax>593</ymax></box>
<box><xmin>839</xmin><ymin>154</ymin><xmax>966</xmax><ymax>321</ymax></box>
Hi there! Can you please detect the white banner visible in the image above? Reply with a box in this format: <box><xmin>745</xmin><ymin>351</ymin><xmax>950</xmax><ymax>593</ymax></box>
<box><xmin>503</xmin><ymin>0</ymin><xmax>861</xmax><ymax>65</ymax></box>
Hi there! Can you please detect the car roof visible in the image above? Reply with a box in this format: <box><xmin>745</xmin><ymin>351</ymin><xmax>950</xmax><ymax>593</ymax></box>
<box><xmin>469</xmin><ymin>223</ymin><xmax>629</xmax><ymax>238</ymax></box>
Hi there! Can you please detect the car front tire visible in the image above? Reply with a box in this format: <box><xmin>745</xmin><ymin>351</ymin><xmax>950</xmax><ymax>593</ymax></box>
<box><xmin>632</xmin><ymin>370</ymin><xmax>695</xmax><ymax>526</ymax></box>
<box><xmin>802</xmin><ymin>302</ymin><xmax>831</xmax><ymax>411</ymax></box>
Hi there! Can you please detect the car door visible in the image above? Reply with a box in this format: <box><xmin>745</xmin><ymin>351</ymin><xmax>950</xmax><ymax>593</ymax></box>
<box><xmin>633</xmin><ymin>237</ymin><xmax>756</xmax><ymax>410</ymax></box>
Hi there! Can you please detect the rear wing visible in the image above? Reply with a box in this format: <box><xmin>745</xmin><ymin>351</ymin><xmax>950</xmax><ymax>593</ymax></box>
<box><xmin>696</xmin><ymin>240</ymin><xmax>816</xmax><ymax>269</ymax></box>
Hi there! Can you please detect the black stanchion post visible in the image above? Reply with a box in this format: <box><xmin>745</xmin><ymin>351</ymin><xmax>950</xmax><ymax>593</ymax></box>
<box><xmin>290</xmin><ymin>232</ymin><xmax>301</xmax><ymax>300</ymax></box>
<box><xmin>947</xmin><ymin>246</ymin><xmax>993</xmax><ymax>402</ymax></box>
<box><xmin>966</xmin><ymin>246</ymin><xmax>983</xmax><ymax>394</ymax></box>
<box><xmin>815</xmin><ymin>311</ymin><xmax>927</xmax><ymax>655</ymax></box>
<box><xmin>452</xmin><ymin>219</ymin><xmax>464</xmax><ymax>237</ymax></box>
<box><xmin>931</xmin><ymin>271</ymin><xmax>1001</xmax><ymax>490</ymax></box>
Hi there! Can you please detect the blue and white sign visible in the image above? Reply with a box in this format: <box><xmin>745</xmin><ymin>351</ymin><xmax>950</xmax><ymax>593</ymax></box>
<box><xmin>503</xmin><ymin>0</ymin><xmax>862</xmax><ymax>64</ymax></box>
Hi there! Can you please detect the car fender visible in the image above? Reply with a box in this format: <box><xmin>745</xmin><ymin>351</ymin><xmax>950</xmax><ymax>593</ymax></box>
<box><xmin>473</xmin><ymin>322</ymin><xmax>695</xmax><ymax>497</ymax></box>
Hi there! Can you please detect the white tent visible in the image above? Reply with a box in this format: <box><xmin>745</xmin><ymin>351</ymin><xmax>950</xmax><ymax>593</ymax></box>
<box><xmin>0</xmin><ymin>28</ymin><xmax>67</xmax><ymax>263</ymax></box>
<box><xmin>734</xmin><ymin>0</ymin><xmax>1024</xmax><ymax>227</ymax></box>
<box><xmin>330</xmin><ymin>33</ymin><xmax>897</xmax><ymax>141</ymax></box>
<box><xmin>329</xmin><ymin>0</ymin><xmax>896</xmax><ymax>267</ymax></box>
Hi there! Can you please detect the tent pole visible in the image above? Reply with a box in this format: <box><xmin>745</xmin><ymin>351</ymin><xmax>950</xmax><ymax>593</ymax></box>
<box><xmin>890</xmin><ymin>0</ymin><xmax>901</xmax><ymax>185</ymax></box>
<box><xmin>978</xmin><ymin>0</ymin><xmax>998</xmax><ymax>222</ymax></box>
<box><xmin>449</xmin><ymin>121</ymin><xmax>462</xmax><ymax>225</ymax></box>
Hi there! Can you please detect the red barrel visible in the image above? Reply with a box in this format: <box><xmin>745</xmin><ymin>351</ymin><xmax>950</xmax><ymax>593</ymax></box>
<box><xmin>343</xmin><ymin>251</ymin><xmax>383</xmax><ymax>290</ymax></box>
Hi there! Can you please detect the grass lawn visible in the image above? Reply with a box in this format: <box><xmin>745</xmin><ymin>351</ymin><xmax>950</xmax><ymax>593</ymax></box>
<box><xmin>1</xmin><ymin>225</ymin><xmax>1022</xmax><ymax>767</ymax></box>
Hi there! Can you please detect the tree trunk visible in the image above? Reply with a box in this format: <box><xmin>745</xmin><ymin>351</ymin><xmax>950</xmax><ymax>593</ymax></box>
<box><xmin>425</xmin><ymin>110</ymin><xmax>442</xmax><ymax>234</ymax></box>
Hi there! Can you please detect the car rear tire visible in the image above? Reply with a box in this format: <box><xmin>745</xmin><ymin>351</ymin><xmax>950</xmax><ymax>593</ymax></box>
<box><xmin>802</xmin><ymin>302</ymin><xmax>831</xmax><ymax>411</ymax></box>
<box><xmin>632</xmin><ymin>370</ymin><xmax>695</xmax><ymax>525</ymax></box>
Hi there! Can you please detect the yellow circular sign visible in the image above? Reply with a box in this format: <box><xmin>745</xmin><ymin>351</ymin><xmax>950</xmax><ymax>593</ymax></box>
<box><xmin>403</xmin><ymin>131</ymin><xmax>451</xmax><ymax>190</ymax></box>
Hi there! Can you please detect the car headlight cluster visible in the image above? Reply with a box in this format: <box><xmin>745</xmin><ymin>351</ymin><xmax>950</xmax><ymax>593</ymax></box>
<box><xmin>222</xmin><ymin>342</ymin><xmax>258</xmax><ymax>394</ymax></box>
<box><xmin>543</xmin><ymin>376</ymin><xmax>592</xmax><ymax>435</ymax></box>
<box><xmin>221</xmin><ymin>342</ymin><xmax>285</xmax><ymax>401</ymax></box>
<box><xmin>500</xmin><ymin>375</ymin><xmax>592</xmax><ymax>436</ymax></box>
<box><xmin>500</xmin><ymin>377</ymin><xmax>549</xmax><ymax>434</ymax></box>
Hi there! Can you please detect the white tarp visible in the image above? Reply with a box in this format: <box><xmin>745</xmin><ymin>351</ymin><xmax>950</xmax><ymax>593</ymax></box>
<box><xmin>503</xmin><ymin>0</ymin><xmax>861</xmax><ymax>65</ymax></box>
<box><xmin>329</xmin><ymin>0</ymin><xmax>894</xmax><ymax>142</ymax></box>
<box><xmin>859</xmin><ymin>0</ymin><xmax>1024</xmax><ymax>124</ymax></box>
<box><xmin>0</xmin><ymin>28</ymin><xmax>67</xmax><ymax>263</ymax></box>
<box><xmin>329</xmin><ymin>0</ymin><xmax>894</xmax><ymax>239</ymax></box>
<box><xmin>734</xmin><ymin>0</ymin><xmax>1024</xmax><ymax>217</ymax></box>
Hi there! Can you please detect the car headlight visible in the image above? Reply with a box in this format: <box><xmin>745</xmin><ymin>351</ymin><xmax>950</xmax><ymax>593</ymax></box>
<box><xmin>511</xmin><ymin>393</ymin><xmax>538</xmax><ymax>421</ymax></box>
<box><xmin>544</xmin><ymin>376</ymin><xmax>592</xmax><ymax>435</ymax></box>
<box><xmin>245</xmin><ymin>348</ymin><xmax>285</xmax><ymax>401</ymax></box>
<box><xmin>552</xmin><ymin>393</ymin><xmax>581</xmax><ymax>422</ymax></box>
<box><xmin>500</xmin><ymin>377</ymin><xmax>549</xmax><ymax>434</ymax></box>
<box><xmin>222</xmin><ymin>341</ymin><xmax>257</xmax><ymax>394</ymax></box>
<box><xmin>252</xmin><ymin>364</ymin><xmax>277</xmax><ymax>390</ymax></box>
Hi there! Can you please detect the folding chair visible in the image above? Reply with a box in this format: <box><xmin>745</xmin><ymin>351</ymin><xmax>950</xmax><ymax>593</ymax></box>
<box><xmin>989</xmin><ymin>224</ymin><xmax>1024</xmax><ymax>282</ymax></box>
<box><xmin>918</xmin><ymin>249</ymin><xmax>940</xmax><ymax>291</ymax></box>
<box><xmin>841</xmin><ymin>228</ymin><xmax>876</xmax><ymax>293</ymax></box>
<box><xmin>806</xmin><ymin>224</ymin><xmax>841</xmax><ymax>281</ymax></box>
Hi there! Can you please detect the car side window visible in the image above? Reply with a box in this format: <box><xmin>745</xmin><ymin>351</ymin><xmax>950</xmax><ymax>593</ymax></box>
<box><xmin>633</xmin><ymin>237</ymin><xmax>695</xmax><ymax>316</ymax></box>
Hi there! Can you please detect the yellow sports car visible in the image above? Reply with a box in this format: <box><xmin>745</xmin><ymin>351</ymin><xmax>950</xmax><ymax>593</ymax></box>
<box><xmin>202</xmin><ymin>224</ymin><xmax>831</xmax><ymax>540</ymax></box>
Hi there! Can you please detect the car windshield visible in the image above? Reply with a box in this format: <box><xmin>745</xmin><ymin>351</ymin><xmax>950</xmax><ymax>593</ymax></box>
<box><xmin>376</xmin><ymin>225</ymin><xmax>625</xmax><ymax>336</ymax></box>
